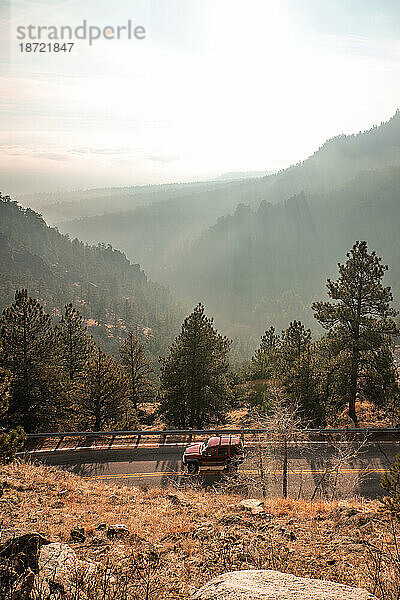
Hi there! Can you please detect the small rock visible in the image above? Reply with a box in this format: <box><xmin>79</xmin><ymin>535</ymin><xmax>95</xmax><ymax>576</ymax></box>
<box><xmin>70</xmin><ymin>527</ymin><xmax>86</xmax><ymax>542</ymax></box>
<box><xmin>239</xmin><ymin>499</ymin><xmax>264</xmax><ymax>514</ymax></box>
<box><xmin>107</xmin><ymin>524</ymin><xmax>129</xmax><ymax>539</ymax></box>
<box><xmin>167</xmin><ymin>493</ymin><xmax>181</xmax><ymax>506</ymax></box>
<box><xmin>90</xmin><ymin>535</ymin><xmax>109</xmax><ymax>547</ymax></box>
<box><xmin>331</xmin><ymin>507</ymin><xmax>359</xmax><ymax>520</ymax></box>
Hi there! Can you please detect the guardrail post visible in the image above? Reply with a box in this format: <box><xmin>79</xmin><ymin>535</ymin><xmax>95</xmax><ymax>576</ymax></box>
<box><xmin>55</xmin><ymin>436</ymin><xmax>64</xmax><ymax>451</ymax></box>
<box><xmin>54</xmin><ymin>435</ymin><xmax>64</xmax><ymax>450</ymax></box>
<box><xmin>240</xmin><ymin>429</ymin><xmax>245</xmax><ymax>447</ymax></box>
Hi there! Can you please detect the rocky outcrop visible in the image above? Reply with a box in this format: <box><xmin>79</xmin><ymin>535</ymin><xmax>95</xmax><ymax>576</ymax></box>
<box><xmin>0</xmin><ymin>533</ymin><xmax>50</xmax><ymax>574</ymax></box>
<box><xmin>0</xmin><ymin>534</ymin><xmax>96</xmax><ymax>599</ymax></box>
<box><xmin>191</xmin><ymin>570</ymin><xmax>378</xmax><ymax>600</ymax></box>
<box><xmin>33</xmin><ymin>542</ymin><xmax>96</xmax><ymax>598</ymax></box>
<box><xmin>0</xmin><ymin>533</ymin><xmax>50</xmax><ymax>598</ymax></box>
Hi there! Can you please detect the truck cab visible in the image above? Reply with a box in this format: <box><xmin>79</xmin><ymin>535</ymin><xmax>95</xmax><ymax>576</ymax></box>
<box><xmin>182</xmin><ymin>435</ymin><xmax>244</xmax><ymax>474</ymax></box>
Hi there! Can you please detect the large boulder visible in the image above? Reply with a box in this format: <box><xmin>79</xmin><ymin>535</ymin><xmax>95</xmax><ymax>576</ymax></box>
<box><xmin>33</xmin><ymin>542</ymin><xmax>97</xmax><ymax>598</ymax></box>
<box><xmin>190</xmin><ymin>570</ymin><xmax>378</xmax><ymax>600</ymax></box>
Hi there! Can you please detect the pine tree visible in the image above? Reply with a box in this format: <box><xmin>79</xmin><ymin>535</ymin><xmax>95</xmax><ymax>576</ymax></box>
<box><xmin>248</xmin><ymin>321</ymin><xmax>323</xmax><ymax>424</ymax></box>
<box><xmin>280</xmin><ymin>321</ymin><xmax>324</xmax><ymax>426</ymax></box>
<box><xmin>57</xmin><ymin>303</ymin><xmax>94</xmax><ymax>382</ymax></box>
<box><xmin>119</xmin><ymin>332</ymin><xmax>154</xmax><ymax>410</ymax></box>
<box><xmin>251</xmin><ymin>326</ymin><xmax>280</xmax><ymax>380</ymax></box>
<box><xmin>312</xmin><ymin>241</ymin><xmax>398</xmax><ymax>425</ymax></box>
<box><xmin>0</xmin><ymin>289</ymin><xmax>61</xmax><ymax>431</ymax></box>
<box><xmin>313</xmin><ymin>332</ymin><xmax>349</xmax><ymax>422</ymax></box>
<box><xmin>281</xmin><ymin>320</ymin><xmax>311</xmax><ymax>361</ymax></box>
<box><xmin>72</xmin><ymin>347</ymin><xmax>130</xmax><ymax>430</ymax></box>
<box><xmin>159</xmin><ymin>304</ymin><xmax>232</xmax><ymax>428</ymax></box>
<box><xmin>283</xmin><ymin>344</ymin><xmax>324</xmax><ymax>426</ymax></box>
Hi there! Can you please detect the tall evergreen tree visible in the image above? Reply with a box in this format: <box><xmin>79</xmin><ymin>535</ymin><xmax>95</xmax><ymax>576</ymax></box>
<box><xmin>159</xmin><ymin>303</ymin><xmax>232</xmax><ymax>428</ymax></box>
<box><xmin>312</xmin><ymin>241</ymin><xmax>398</xmax><ymax>425</ymax></box>
<box><xmin>0</xmin><ymin>289</ymin><xmax>61</xmax><ymax>431</ymax></box>
<box><xmin>313</xmin><ymin>332</ymin><xmax>349</xmax><ymax>422</ymax></box>
<box><xmin>250</xmin><ymin>321</ymin><xmax>324</xmax><ymax>425</ymax></box>
<box><xmin>119</xmin><ymin>332</ymin><xmax>154</xmax><ymax>410</ymax></box>
<box><xmin>283</xmin><ymin>344</ymin><xmax>324</xmax><ymax>426</ymax></box>
<box><xmin>281</xmin><ymin>320</ymin><xmax>312</xmax><ymax>361</ymax></box>
<box><xmin>280</xmin><ymin>321</ymin><xmax>324</xmax><ymax>426</ymax></box>
<box><xmin>58</xmin><ymin>303</ymin><xmax>94</xmax><ymax>382</ymax></box>
<box><xmin>72</xmin><ymin>347</ymin><xmax>130</xmax><ymax>430</ymax></box>
<box><xmin>251</xmin><ymin>326</ymin><xmax>281</xmax><ymax>380</ymax></box>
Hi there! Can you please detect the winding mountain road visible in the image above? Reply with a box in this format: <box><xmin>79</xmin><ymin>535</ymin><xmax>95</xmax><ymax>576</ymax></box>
<box><xmin>22</xmin><ymin>431</ymin><xmax>400</xmax><ymax>498</ymax></box>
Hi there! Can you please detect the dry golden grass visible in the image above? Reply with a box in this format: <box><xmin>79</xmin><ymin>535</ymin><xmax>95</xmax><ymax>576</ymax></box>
<box><xmin>0</xmin><ymin>460</ymin><xmax>398</xmax><ymax>599</ymax></box>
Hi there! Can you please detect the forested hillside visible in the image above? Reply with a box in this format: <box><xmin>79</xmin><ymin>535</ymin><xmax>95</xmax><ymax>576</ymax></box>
<box><xmin>18</xmin><ymin>111</ymin><xmax>400</xmax><ymax>353</ymax></box>
<box><xmin>49</xmin><ymin>111</ymin><xmax>400</xmax><ymax>346</ymax></box>
<box><xmin>0</xmin><ymin>195</ymin><xmax>183</xmax><ymax>362</ymax></box>
<box><xmin>56</xmin><ymin>179</ymin><xmax>271</xmax><ymax>279</ymax></box>
<box><xmin>171</xmin><ymin>163</ymin><xmax>400</xmax><ymax>337</ymax></box>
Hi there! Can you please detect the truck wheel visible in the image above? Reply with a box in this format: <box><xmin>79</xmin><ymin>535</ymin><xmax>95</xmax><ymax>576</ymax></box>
<box><xmin>187</xmin><ymin>462</ymin><xmax>199</xmax><ymax>475</ymax></box>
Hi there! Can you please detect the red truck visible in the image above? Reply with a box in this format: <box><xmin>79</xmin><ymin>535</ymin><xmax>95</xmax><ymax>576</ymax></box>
<box><xmin>182</xmin><ymin>435</ymin><xmax>245</xmax><ymax>474</ymax></box>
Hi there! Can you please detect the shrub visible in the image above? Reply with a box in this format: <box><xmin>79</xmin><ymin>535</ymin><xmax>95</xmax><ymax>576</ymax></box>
<box><xmin>0</xmin><ymin>427</ymin><xmax>26</xmax><ymax>464</ymax></box>
<box><xmin>381</xmin><ymin>454</ymin><xmax>400</xmax><ymax>517</ymax></box>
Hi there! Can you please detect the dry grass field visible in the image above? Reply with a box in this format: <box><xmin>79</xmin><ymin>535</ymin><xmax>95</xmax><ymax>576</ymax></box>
<box><xmin>1</xmin><ymin>460</ymin><xmax>399</xmax><ymax>599</ymax></box>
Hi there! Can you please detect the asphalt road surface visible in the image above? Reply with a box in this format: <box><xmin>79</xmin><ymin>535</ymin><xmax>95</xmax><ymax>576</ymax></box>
<box><xmin>23</xmin><ymin>435</ymin><xmax>400</xmax><ymax>499</ymax></box>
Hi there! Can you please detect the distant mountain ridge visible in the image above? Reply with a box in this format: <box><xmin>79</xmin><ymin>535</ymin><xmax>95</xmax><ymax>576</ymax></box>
<box><xmin>214</xmin><ymin>170</ymin><xmax>276</xmax><ymax>181</ymax></box>
<box><xmin>169</xmin><ymin>164</ymin><xmax>400</xmax><ymax>340</ymax></box>
<box><xmin>18</xmin><ymin>180</ymin><xmax>240</xmax><ymax>223</ymax></box>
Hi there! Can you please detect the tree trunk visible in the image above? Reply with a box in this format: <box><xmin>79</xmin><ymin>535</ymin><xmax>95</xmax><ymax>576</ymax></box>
<box><xmin>350</xmin><ymin>280</ymin><xmax>362</xmax><ymax>428</ymax></box>
<box><xmin>130</xmin><ymin>336</ymin><xmax>137</xmax><ymax>410</ymax></box>
<box><xmin>68</xmin><ymin>323</ymin><xmax>74</xmax><ymax>382</ymax></box>
<box><xmin>94</xmin><ymin>403</ymin><xmax>101</xmax><ymax>431</ymax></box>
<box><xmin>282</xmin><ymin>436</ymin><xmax>288</xmax><ymax>498</ymax></box>
<box><xmin>131</xmin><ymin>382</ymin><xmax>137</xmax><ymax>411</ymax></box>
<box><xmin>349</xmin><ymin>340</ymin><xmax>359</xmax><ymax>427</ymax></box>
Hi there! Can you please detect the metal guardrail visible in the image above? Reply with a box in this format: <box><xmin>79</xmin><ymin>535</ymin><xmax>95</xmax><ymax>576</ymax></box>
<box><xmin>25</xmin><ymin>427</ymin><xmax>400</xmax><ymax>439</ymax></box>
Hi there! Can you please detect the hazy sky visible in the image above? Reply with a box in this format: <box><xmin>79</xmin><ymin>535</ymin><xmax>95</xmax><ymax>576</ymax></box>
<box><xmin>1</xmin><ymin>0</ymin><xmax>400</xmax><ymax>193</ymax></box>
